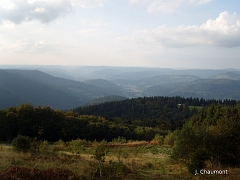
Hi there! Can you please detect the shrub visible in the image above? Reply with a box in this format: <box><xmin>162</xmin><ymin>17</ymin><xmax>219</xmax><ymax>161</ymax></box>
<box><xmin>104</xmin><ymin>160</ymin><xmax>128</xmax><ymax>178</ymax></box>
<box><xmin>187</xmin><ymin>148</ymin><xmax>209</xmax><ymax>174</ymax></box>
<box><xmin>70</xmin><ymin>139</ymin><xmax>90</xmax><ymax>154</ymax></box>
<box><xmin>93</xmin><ymin>141</ymin><xmax>108</xmax><ymax>178</ymax></box>
<box><xmin>12</xmin><ymin>135</ymin><xmax>31</xmax><ymax>153</ymax></box>
<box><xmin>39</xmin><ymin>140</ymin><xmax>50</xmax><ymax>154</ymax></box>
<box><xmin>112</xmin><ymin>136</ymin><xmax>127</xmax><ymax>144</ymax></box>
<box><xmin>152</xmin><ymin>134</ymin><xmax>164</xmax><ymax>145</ymax></box>
<box><xmin>164</xmin><ymin>132</ymin><xmax>174</xmax><ymax>146</ymax></box>
<box><xmin>30</xmin><ymin>137</ymin><xmax>41</xmax><ymax>154</ymax></box>
<box><xmin>54</xmin><ymin>139</ymin><xmax>66</xmax><ymax>151</ymax></box>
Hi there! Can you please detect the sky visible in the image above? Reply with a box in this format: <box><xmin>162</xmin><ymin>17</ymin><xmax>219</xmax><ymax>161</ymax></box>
<box><xmin>0</xmin><ymin>0</ymin><xmax>239</xmax><ymax>69</ymax></box>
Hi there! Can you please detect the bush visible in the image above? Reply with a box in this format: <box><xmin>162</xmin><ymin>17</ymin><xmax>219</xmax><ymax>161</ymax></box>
<box><xmin>152</xmin><ymin>134</ymin><xmax>164</xmax><ymax>145</ymax></box>
<box><xmin>39</xmin><ymin>140</ymin><xmax>50</xmax><ymax>154</ymax></box>
<box><xmin>112</xmin><ymin>136</ymin><xmax>127</xmax><ymax>144</ymax></box>
<box><xmin>187</xmin><ymin>148</ymin><xmax>209</xmax><ymax>174</ymax></box>
<box><xmin>70</xmin><ymin>139</ymin><xmax>89</xmax><ymax>154</ymax></box>
<box><xmin>93</xmin><ymin>141</ymin><xmax>108</xmax><ymax>178</ymax></box>
<box><xmin>103</xmin><ymin>161</ymin><xmax>128</xmax><ymax>178</ymax></box>
<box><xmin>164</xmin><ymin>132</ymin><xmax>174</xmax><ymax>146</ymax></box>
<box><xmin>12</xmin><ymin>135</ymin><xmax>31</xmax><ymax>153</ymax></box>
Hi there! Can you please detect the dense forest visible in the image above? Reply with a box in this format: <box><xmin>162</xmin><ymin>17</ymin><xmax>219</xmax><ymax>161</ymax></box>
<box><xmin>74</xmin><ymin>96</ymin><xmax>237</xmax><ymax>129</ymax></box>
<box><xmin>0</xmin><ymin>96</ymin><xmax>238</xmax><ymax>143</ymax></box>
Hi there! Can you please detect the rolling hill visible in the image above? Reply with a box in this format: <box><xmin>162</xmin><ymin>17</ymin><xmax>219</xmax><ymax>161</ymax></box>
<box><xmin>209</xmin><ymin>72</ymin><xmax>240</xmax><ymax>80</ymax></box>
<box><xmin>82</xmin><ymin>79</ymin><xmax>123</xmax><ymax>95</ymax></box>
<box><xmin>0</xmin><ymin>69</ymin><xmax>124</xmax><ymax>109</ymax></box>
<box><xmin>0</xmin><ymin>69</ymin><xmax>80</xmax><ymax>109</ymax></box>
<box><xmin>1</xmin><ymin>66</ymin><xmax>240</xmax><ymax>110</ymax></box>
<box><xmin>144</xmin><ymin>79</ymin><xmax>240</xmax><ymax>100</ymax></box>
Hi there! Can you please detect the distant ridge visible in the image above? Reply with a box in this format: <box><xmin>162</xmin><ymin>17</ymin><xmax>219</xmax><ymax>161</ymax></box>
<box><xmin>145</xmin><ymin>79</ymin><xmax>240</xmax><ymax>100</ymax></box>
<box><xmin>0</xmin><ymin>69</ymin><xmax>124</xmax><ymax>109</ymax></box>
<box><xmin>84</xmin><ymin>95</ymin><xmax>128</xmax><ymax>106</ymax></box>
<box><xmin>209</xmin><ymin>72</ymin><xmax>240</xmax><ymax>80</ymax></box>
<box><xmin>0</xmin><ymin>69</ymin><xmax>80</xmax><ymax>109</ymax></box>
<box><xmin>1</xmin><ymin>66</ymin><xmax>240</xmax><ymax>109</ymax></box>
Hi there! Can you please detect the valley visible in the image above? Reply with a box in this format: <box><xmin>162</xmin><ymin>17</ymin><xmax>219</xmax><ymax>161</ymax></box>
<box><xmin>0</xmin><ymin>65</ymin><xmax>240</xmax><ymax>109</ymax></box>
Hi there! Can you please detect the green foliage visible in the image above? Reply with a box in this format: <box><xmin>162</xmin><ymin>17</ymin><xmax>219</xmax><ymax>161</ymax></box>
<box><xmin>187</xmin><ymin>148</ymin><xmax>209</xmax><ymax>174</ymax></box>
<box><xmin>172</xmin><ymin>103</ymin><xmax>240</xmax><ymax>169</ymax></box>
<box><xmin>172</xmin><ymin>125</ymin><xmax>199</xmax><ymax>163</ymax></box>
<box><xmin>39</xmin><ymin>140</ymin><xmax>50</xmax><ymax>154</ymax></box>
<box><xmin>54</xmin><ymin>139</ymin><xmax>65</xmax><ymax>146</ymax></box>
<box><xmin>69</xmin><ymin>139</ymin><xmax>89</xmax><ymax>154</ymax></box>
<box><xmin>93</xmin><ymin>140</ymin><xmax>108</xmax><ymax>178</ymax></box>
<box><xmin>112</xmin><ymin>136</ymin><xmax>127</xmax><ymax>144</ymax></box>
<box><xmin>12</xmin><ymin>135</ymin><xmax>31</xmax><ymax>153</ymax></box>
<box><xmin>152</xmin><ymin>134</ymin><xmax>164</xmax><ymax>145</ymax></box>
<box><xmin>163</xmin><ymin>132</ymin><xmax>174</xmax><ymax>146</ymax></box>
<box><xmin>74</xmin><ymin>96</ymin><xmax>202</xmax><ymax>130</ymax></box>
<box><xmin>85</xmin><ymin>95</ymin><xmax>127</xmax><ymax>106</ymax></box>
<box><xmin>115</xmin><ymin>148</ymin><xmax>130</xmax><ymax>162</ymax></box>
<box><xmin>104</xmin><ymin>160</ymin><xmax>128</xmax><ymax>178</ymax></box>
<box><xmin>1</xmin><ymin>99</ymin><xmax>239</xmax><ymax>145</ymax></box>
<box><xmin>94</xmin><ymin>141</ymin><xmax>107</xmax><ymax>163</ymax></box>
<box><xmin>30</xmin><ymin>137</ymin><xmax>41</xmax><ymax>154</ymax></box>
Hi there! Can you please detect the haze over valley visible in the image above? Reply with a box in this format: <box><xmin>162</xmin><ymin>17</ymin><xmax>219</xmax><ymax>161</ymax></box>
<box><xmin>1</xmin><ymin>65</ymin><xmax>240</xmax><ymax>109</ymax></box>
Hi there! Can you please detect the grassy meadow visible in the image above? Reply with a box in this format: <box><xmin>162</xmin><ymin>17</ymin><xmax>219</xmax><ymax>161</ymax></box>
<box><xmin>0</xmin><ymin>139</ymin><xmax>239</xmax><ymax>180</ymax></box>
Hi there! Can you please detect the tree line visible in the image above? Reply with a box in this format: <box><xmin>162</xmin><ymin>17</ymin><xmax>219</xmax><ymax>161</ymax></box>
<box><xmin>0</xmin><ymin>104</ymin><xmax>167</xmax><ymax>142</ymax></box>
<box><xmin>0</xmin><ymin>96</ymin><xmax>238</xmax><ymax>143</ymax></box>
<box><xmin>74</xmin><ymin>96</ymin><xmax>237</xmax><ymax>130</ymax></box>
<box><xmin>0</xmin><ymin>96</ymin><xmax>207</xmax><ymax>142</ymax></box>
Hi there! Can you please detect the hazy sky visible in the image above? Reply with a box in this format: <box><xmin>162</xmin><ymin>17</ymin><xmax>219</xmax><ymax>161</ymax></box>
<box><xmin>0</xmin><ymin>0</ymin><xmax>239</xmax><ymax>69</ymax></box>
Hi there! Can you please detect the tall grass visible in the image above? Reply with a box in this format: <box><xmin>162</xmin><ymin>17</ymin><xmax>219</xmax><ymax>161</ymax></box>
<box><xmin>0</xmin><ymin>141</ymin><xmax>239</xmax><ymax>179</ymax></box>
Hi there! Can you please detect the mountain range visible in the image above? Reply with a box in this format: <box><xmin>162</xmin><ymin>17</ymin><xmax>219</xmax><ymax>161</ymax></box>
<box><xmin>0</xmin><ymin>65</ymin><xmax>240</xmax><ymax>109</ymax></box>
<box><xmin>0</xmin><ymin>69</ymin><xmax>124</xmax><ymax>109</ymax></box>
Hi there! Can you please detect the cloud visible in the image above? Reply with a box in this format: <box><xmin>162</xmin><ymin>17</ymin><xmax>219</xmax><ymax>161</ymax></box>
<box><xmin>11</xmin><ymin>38</ymin><xmax>59</xmax><ymax>53</ymax></box>
<box><xmin>0</xmin><ymin>0</ymin><xmax>106</xmax><ymax>24</ymax></box>
<box><xmin>77</xmin><ymin>29</ymin><xmax>98</xmax><ymax>36</ymax></box>
<box><xmin>189</xmin><ymin>0</ymin><xmax>212</xmax><ymax>5</ymax></box>
<box><xmin>70</xmin><ymin>0</ymin><xmax>106</xmax><ymax>8</ymax></box>
<box><xmin>0</xmin><ymin>0</ymin><xmax>72</xmax><ymax>23</ymax></box>
<box><xmin>118</xmin><ymin>11</ymin><xmax>240</xmax><ymax>48</ymax></box>
<box><xmin>0</xmin><ymin>42</ymin><xmax>4</xmax><ymax>51</ymax></box>
<box><xmin>129</xmin><ymin>0</ymin><xmax>212</xmax><ymax>13</ymax></box>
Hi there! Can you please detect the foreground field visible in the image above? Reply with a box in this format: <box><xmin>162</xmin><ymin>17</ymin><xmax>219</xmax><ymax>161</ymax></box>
<box><xmin>0</xmin><ymin>141</ymin><xmax>239</xmax><ymax>180</ymax></box>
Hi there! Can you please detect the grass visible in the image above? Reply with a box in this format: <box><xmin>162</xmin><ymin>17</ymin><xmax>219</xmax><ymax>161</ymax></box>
<box><xmin>188</xmin><ymin>105</ymin><xmax>203</xmax><ymax>111</ymax></box>
<box><xmin>0</xmin><ymin>141</ymin><xmax>239</xmax><ymax>179</ymax></box>
<box><xmin>178</xmin><ymin>104</ymin><xmax>203</xmax><ymax>112</ymax></box>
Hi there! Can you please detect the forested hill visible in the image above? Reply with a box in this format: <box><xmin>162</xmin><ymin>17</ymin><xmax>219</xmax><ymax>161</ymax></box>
<box><xmin>74</xmin><ymin>96</ymin><xmax>238</xmax><ymax>129</ymax></box>
<box><xmin>0</xmin><ymin>97</ymin><xmax>238</xmax><ymax>142</ymax></box>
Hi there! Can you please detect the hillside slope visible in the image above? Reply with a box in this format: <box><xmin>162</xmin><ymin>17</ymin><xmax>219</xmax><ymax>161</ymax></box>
<box><xmin>145</xmin><ymin>79</ymin><xmax>240</xmax><ymax>100</ymax></box>
<box><xmin>1</xmin><ymin>70</ymin><xmax>125</xmax><ymax>109</ymax></box>
<box><xmin>0</xmin><ymin>70</ymin><xmax>80</xmax><ymax>109</ymax></box>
